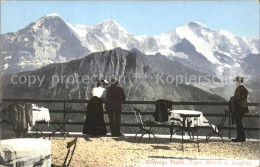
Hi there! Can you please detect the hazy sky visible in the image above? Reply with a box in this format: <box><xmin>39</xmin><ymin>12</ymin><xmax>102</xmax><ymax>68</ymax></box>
<box><xmin>1</xmin><ymin>1</ymin><xmax>259</xmax><ymax>36</ymax></box>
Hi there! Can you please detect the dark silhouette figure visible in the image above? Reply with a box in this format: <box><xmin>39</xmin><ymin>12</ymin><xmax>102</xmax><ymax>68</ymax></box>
<box><xmin>83</xmin><ymin>96</ymin><xmax>107</xmax><ymax>136</ymax></box>
<box><xmin>106</xmin><ymin>78</ymin><xmax>125</xmax><ymax>137</ymax></box>
<box><xmin>232</xmin><ymin>76</ymin><xmax>249</xmax><ymax>142</ymax></box>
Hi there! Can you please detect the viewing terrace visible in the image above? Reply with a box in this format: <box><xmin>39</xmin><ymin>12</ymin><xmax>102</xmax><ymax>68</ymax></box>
<box><xmin>0</xmin><ymin>99</ymin><xmax>259</xmax><ymax>167</ymax></box>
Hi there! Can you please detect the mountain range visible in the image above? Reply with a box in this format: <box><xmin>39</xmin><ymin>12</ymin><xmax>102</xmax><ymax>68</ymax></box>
<box><xmin>1</xmin><ymin>13</ymin><xmax>259</xmax><ymax>79</ymax></box>
<box><xmin>1</xmin><ymin>13</ymin><xmax>259</xmax><ymax>103</ymax></box>
<box><xmin>0</xmin><ymin>48</ymin><xmax>225</xmax><ymax>106</ymax></box>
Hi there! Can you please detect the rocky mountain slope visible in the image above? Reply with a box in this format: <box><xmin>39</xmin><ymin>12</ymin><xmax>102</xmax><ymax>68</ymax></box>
<box><xmin>1</xmin><ymin>48</ymin><xmax>224</xmax><ymax>104</ymax></box>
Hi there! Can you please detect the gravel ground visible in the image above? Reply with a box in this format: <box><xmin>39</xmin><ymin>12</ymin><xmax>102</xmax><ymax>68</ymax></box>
<box><xmin>50</xmin><ymin>135</ymin><xmax>260</xmax><ymax>167</ymax></box>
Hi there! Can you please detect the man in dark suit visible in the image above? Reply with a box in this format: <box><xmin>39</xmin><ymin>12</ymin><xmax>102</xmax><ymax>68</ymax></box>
<box><xmin>106</xmin><ymin>78</ymin><xmax>126</xmax><ymax>137</ymax></box>
<box><xmin>232</xmin><ymin>76</ymin><xmax>249</xmax><ymax>142</ymax></box>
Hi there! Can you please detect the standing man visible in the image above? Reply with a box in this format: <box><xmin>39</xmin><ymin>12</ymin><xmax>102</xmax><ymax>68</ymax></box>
<box><xmin>232</xmin><ymin>76</ymin><xmax>249</xmax><ymax>142</ymax></box>
<box><xmin>106</xmin><ymin>78</ymin><xmax>126</xmax><ymax>137</ymax></box>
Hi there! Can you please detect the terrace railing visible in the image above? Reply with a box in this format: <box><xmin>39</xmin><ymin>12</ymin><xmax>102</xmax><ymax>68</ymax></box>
<box><xmin>0</xmin><ymin>99</ymin><xmax>259</xmax><ymax>139</ymax></box>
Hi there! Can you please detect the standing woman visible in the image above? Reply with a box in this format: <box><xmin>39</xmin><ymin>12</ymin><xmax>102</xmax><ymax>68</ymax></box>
<box><xmin>83</xmin><ymin>80</ymin><xmax>108</xmax><ymax>136</ymax></box>
<box><xmin>232</xmin><ymin>76</ymin><xmax>249</xmax><ymax>142</ymax></box>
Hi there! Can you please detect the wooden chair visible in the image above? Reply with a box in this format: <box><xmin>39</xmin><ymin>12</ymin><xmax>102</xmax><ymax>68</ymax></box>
<box><xmin>49</xmin><ymin>107</ymin><xmax>72</xmax><ymax>139</ymax></box>
<box><xmin>169</xmin><ymin>117</ymin><xmax>182</xmax><ymax>142</ymax></box>
<box><xmin>205</xmin><ymin>110</ymin><xmax>229</xmax><ymax>143</ymax></box>
<box><xmin>133</xmin><ymin>107</ymin><xmax>157</xmax><ymax>142</ymax></box>
<box><xmin>180</xmin><ymin>114</ymin><xmax>200</xmax><ymax>152</ymax></box>
<box><xmin>51</xmin><ymin>137</ymin><xmax>78</xmax><ymax>167</ymax></box>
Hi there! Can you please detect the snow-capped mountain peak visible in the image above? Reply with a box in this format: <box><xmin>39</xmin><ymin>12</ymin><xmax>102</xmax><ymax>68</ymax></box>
<box><xmin>29</xmin><ymin>12</ymin><xmax>67</xmax><ymax>31</ymax></box>
<box><xmin>45</xmin><ymin>13</ymin><xmax>61</xmax><ymax>18</ymax></box>
<box><xmin>188</xmin><ymin>21</ymin><xmax>207</xmax><ymax>28</ymax></box>
<box><xmin>94</xmin><ymin>19</ymin><xmax>132</xmax><ymax>35</ymax></box>
<box><xmin>1</xmin><ymin>13</ymin><xmax>259</xmax><ymax>78</ymax></box>
<box><xmin>174</xmin><ymin>22</ymin><xmax>221</xmax><ymax>65</ymax></box>
<box><xmin>98</xmin><ymin>19</ymin><xmax>120</xmax><ymax>26</ymax></box>
<box><xmin>37</xmin><ymin>13</ymin><xmax>65</xmax><ymax>24</ymax></box>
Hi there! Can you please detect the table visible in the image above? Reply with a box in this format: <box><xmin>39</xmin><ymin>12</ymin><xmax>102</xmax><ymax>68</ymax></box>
<box><xmin>0</xmin><ymin>138</ymin><xmax>51</xmax><ymax>166</ymax></box>
<box><xmin>32</xmin><ymin>104</ymin><xmax>50</xmax><ymax>126</ymax></box>
<box><xmin>29</xmin><ymin>104</ymin><xmax>50</xmax><ymax>137</ymax></box>
<box><xmin>170</xmin><ymin>110</ymin><xmax>212</xmax><ymax>126</ymax></box>
<box><xmin>169</xmin><ymin>110</ymin><xmax>217</xmax><ymax>140</ymax></box>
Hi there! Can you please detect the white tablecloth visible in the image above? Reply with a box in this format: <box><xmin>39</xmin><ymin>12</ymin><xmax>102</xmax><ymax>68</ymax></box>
<box><xmin>169</xmin><ymin>110</ymin><xmax>217</xmax><ymax>131</ymax></box>
<box><xmin>32</xmin><ymin>105</ymin><xmax>50</xmax><ymax>126</ymax></box>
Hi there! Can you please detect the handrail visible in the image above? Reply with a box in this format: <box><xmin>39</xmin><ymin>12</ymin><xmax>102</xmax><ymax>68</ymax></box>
<box><xmin>1</xmin><ymin>98</ymin><xmax>260</xmax><ymax>106</ymax></box>
<box><xmin>3</xmin><ymin>109</ymin><xmax>258</xmax><ymax>118</ymax></box>
<box><xmin>1</xmin><ymin>98</ymin><xmax>259</xmax><ymax>138</ymax></box>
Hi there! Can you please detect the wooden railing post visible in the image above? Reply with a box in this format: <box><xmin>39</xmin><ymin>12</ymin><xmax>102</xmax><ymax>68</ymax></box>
<box><xmin>228</xmin><ymin>100</ymin><xmax>232</xmax><ymax>139</ymax></box>
<box><xmin>228</xmin><ymin>109</ymin><xmax>231</xmax><ymax>139</ymax></box>
<box><xmin>63</xmin><ymin>100</ymin><xmax>66</xmax><ymax>122</ymax></box>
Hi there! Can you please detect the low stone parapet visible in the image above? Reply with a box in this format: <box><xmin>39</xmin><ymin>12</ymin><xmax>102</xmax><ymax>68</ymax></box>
<box><xmin>0</xmin><ymin>138</ymin><xmax>51</xmax><ymax>167</ymax></box>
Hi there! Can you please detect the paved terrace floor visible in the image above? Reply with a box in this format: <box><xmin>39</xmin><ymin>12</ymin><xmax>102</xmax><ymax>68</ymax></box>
<box><xmin>31</xmin><ymin>132</ymin><xmax>260</xmax><ymax>167</ymax></box>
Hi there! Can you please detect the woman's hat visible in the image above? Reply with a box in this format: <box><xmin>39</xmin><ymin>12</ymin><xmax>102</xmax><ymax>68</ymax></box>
<box><xmin>233</xmin><ymin>76</ymin><xmax>245</xmax><ymax>82</ymax></box>
<box><xmin>110</xmin><ymin>78</ymin><xmax>119</xmax><ymax>85</ymax></box>
<box><xmin>99</xmin><ymin>79</ymin><xmax>109</xmax><ymax>85</ymax></box>
<box><xmin>103</xmin><ymin>80</ymin><xmax>109</xmax><ymax>84</ymax></box>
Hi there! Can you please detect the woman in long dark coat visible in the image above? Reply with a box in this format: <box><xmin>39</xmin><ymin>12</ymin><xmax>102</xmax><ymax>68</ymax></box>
<box><xmin>83</xmin><ymin>80</ymin><xmax>107</xmax><ymax>136</ymax></box>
